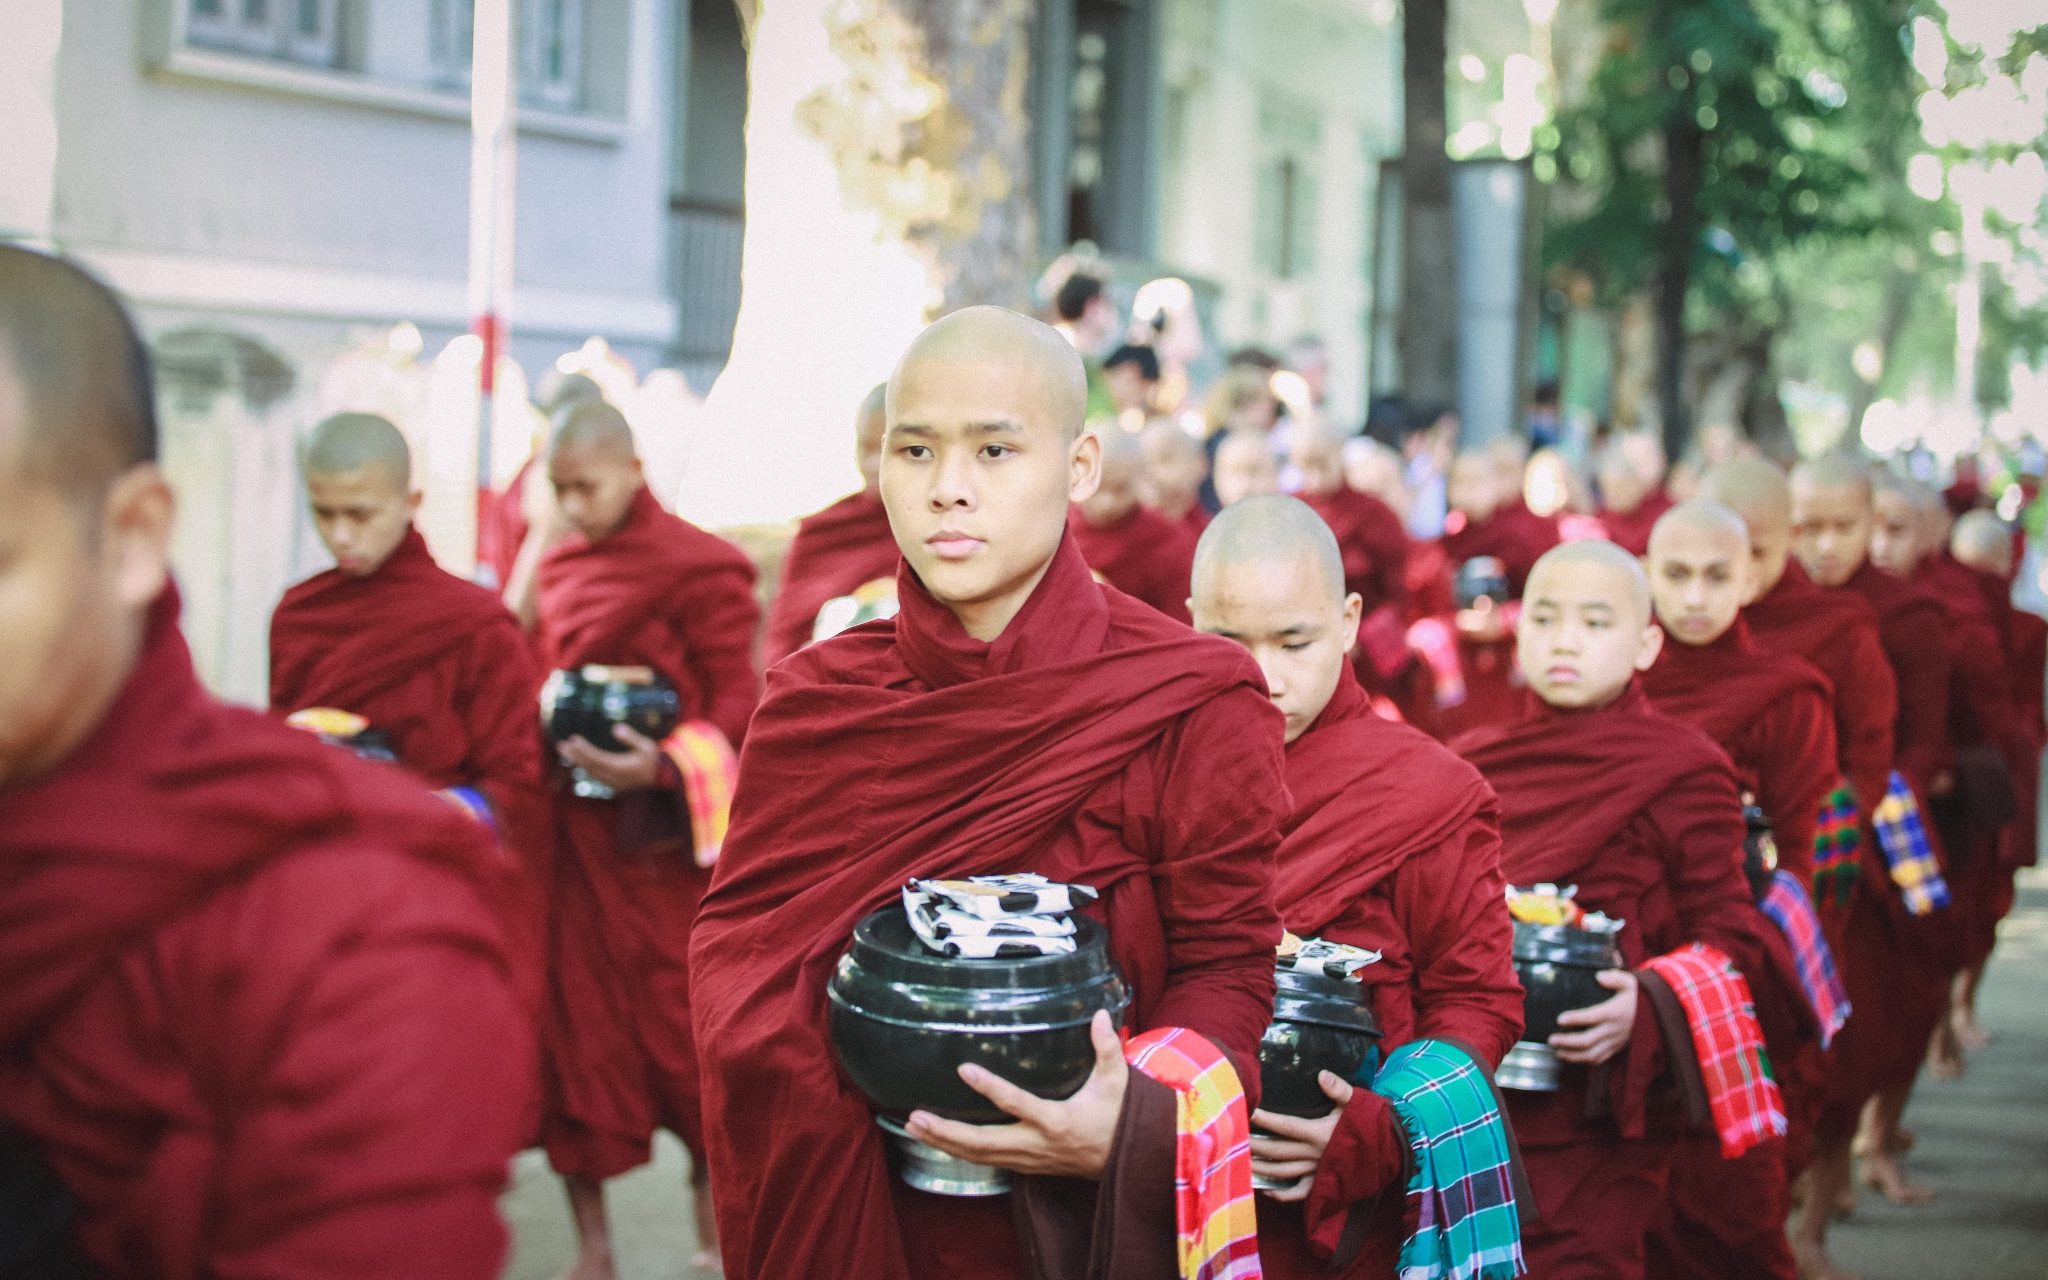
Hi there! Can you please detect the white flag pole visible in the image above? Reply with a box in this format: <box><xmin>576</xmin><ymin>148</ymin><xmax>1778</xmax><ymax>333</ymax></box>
<box><xmin>466</xmin><ymin>0</ymin><xmax>517</xmax><ymax>580</ymax></box>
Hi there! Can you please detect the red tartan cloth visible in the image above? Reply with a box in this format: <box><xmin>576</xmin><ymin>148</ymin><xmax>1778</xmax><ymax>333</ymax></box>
<box><xmin>1640</xmin><ymin>943</ymin><xmax>1786</xmax><ymax>1159</ymax></box>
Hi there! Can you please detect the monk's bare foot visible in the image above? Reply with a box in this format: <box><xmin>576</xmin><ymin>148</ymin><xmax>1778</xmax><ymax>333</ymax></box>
<box><xmin>1793</xmin><ymin>1236</ymin><xmax>1863</xmax><ymax>1280</ymax></box>
<box><xmin>554</xmin><ymin>1249</ymin><xmax>617</xmax><ymax>1280</ymax></box>
<box><xmin>1928</xmin><ymin>1019</ymin><xmax>1966</xmax><ymax>1081</ymax></box>
<box><xmin>1859</xmin><ymin>1151</ymin><xmax>1936</xmax><ymax>1205</ymax></box>
<box><xmin>1953</xmin><ymin>1005</ymin><xmax>1992</xmax><ymax>1052</ymax></box>
<box><xmin>1891</xmin><ymin>1125</ymin><xmax>1916</xmax><ymax>1154</ymax></box>
<box><xmin>691</xmin><ymin>1178</ymin><xmax>722</xmax><ymax>1273</ymax></box>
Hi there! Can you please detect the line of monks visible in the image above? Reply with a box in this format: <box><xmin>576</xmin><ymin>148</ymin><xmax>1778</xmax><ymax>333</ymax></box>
<box><xmin>2</xmin><ymin>243</ymin><xmax>2039</xmax><ymax>1280</ymax></box>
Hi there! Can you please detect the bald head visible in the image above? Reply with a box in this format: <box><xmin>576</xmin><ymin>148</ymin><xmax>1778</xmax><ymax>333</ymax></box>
<box><xmin>1519</xmin><ymin>540</ymin><xmax>1662</xmax><ymax>708</ymax></box>
<box><xmin>890</xmin><ymin>305</ymin><xmax>1087</xmax><ymax>442</ymax></box>
<box><xmin>547</xmin><ymin>400</ymin><xmax>644</xmax><ymax>541</ymax></box>
<box><xmin>304</xmin><ymin>412</ymin><xmax>411</xmax><ymax>488</ymax></box>
<box><xmin>1868</xmin><ymin>468</ymin><xmax>1942</xmax><ymax>577</ymax></box>
<box><xmin>1288</xmin><ymin>420</ymin><xmax>1346</xmax><ymax>497</ymax></box>
<box><xmin>1213</xmin><ymin>431</ymin><xmax>1279</xmax><ymax>507</ymax></box>
<box><xmin>1788</xmin><ymin>452</ymin><xmax>1874</xmax><ymax>588</ymax></box>
<box><xmin>1952</xmin><ymin>510</ymin><xmax>2014</xmax><ymax>578</ymax></box>
<box><xmin>1700</xmin><ymin>455</ymin><xmax>1794</xmax><ymax>595</ymax></box>
<box><xmin>1649</xmin><ymin>498</ymin><xmax>1749</xmax><ymax>552</ymax></box>
<box><xmin>1646</xmin><ymin>502</ymin><xmax>1752</xmax><ymax>645</ymax></box>
<box><xmin>0</xmin><ymin>245</ymin><xmax>157</xmax><ymax>502</ymax></box>
<box><xmin>1791</xmin><ymin>452</ymin><xmax>1874</xmax><ymax>503</ymax></box>
<box><xmin>1528</xmin><ymin>539</ymin><xmax>1653</xmax><ymax>624</ymax></box>
<box><xmin>551</xmin><ymin>399</ymin><xmax>637</xmax><ymax>460</ymax></box>
<box><xmin>855</xmin><ymin>381</ymin><xmax>887</xmax><ymax>495</ymax></box>
<box><xmin>1193</xmin><ymin>494</ymin><xmax>1346</xmax><ymax>603</ymax></box>
<box><xmin>1077</xmin><ymin>426</ymin><xmax>1147</xmax><ymax>528</ymax></box>
<box><xmin>1141</xmin><ymin>420</ymin><xmax>1205</xmax><ymax>518</ymax></box>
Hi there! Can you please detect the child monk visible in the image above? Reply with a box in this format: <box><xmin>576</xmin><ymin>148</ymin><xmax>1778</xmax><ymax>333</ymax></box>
<box><xmin>691</xmin><ymin>307</ymin><xmax>1288</xmax><ymax>1280</ymax></box>
<box><xmin>517</xmin><ymin>402</ymin><xmax>761</xmax><ymax>1279</ymax></box>
<box><xmin>1442</xmin><ymin>448</ymin><xmax>1560</xmax><ymax>597</ymax></box>
<box><xmin>1455</xmin><ymin>540</ymin><xmax>1772</xmax><ymax>1280</ymax></box>
<box><xmin>1289</xmin><ymin>421</ymin><xmax>1411</xmax><ymax>620</ymax></box>
<box><xmin>1595</xmin><ymin>432</ymin><xmax>1673</xmax><ymax>555</ymax></box>
<box><xmin>763</xmin><ymin>383</ymin><xmax>900</xmax><ymax>665</ymax></box>
<box><xmin>1790</xmin><ymin>455</ymin><xmax>1955</xmax><ymax>1218</ymax></box>
<box><xmin>1141</xmin><ymin>417</ymin><xmax>1211</xmax><ymax>534</ymax></box>
<box><xmin>270</xmin><ymin>411</ymin><xmax>545</xmax><ymax>862</ymax></box>
<box><xmin>1640</xmin><ymin>501</ymin><xmax>1840</xmax><ymax>1280</ymax></box>
<box><xmin>1068</xmin><ymin>426</ymin><xmax>1200</xmax><ymax>621</ymax></box>
<box><xmin>1214</xmin><ymin>427</ymin><xmax>1282</xmax><ymax>507</ymax></box>
<box><xmin>1190</xmin><ymin>496</ymin><xmax>1525</xmax><ymax>1280</ymax></box>
<box><xmin>0</xmin><ymin>246</ymin><xmax>532</xmax><ymax>1277</ymax></box>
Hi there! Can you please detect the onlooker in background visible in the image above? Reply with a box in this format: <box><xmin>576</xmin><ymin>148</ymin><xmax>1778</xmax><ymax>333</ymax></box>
<box><xmin>1402</xmin><ymin>405</ymin><xmax>1457</xmax><ymax>539</ymax></box>
<box><xmin>1103</xmin><ymin>343</ymin><xmax>1161</xmax><ymax>420</ymax></box>
<box><xmin>1284</xmin><ymin>334</ymin><xmax>1330</xmax><ymax>409</ymax></box>
<box><xmin>1525</xmin><ymin>380</ymin><xmax>1563</xmax><ymax>450</ymax></box>
<box><xmin>1053</xmin><ymin>270</ymin><xmax>1121</xmax><ymax>424</ymax></box>
<box><xmin>1200</xmin><ymin>364</ymin><xmax>1284</xmax><ymax>511</ymax></box>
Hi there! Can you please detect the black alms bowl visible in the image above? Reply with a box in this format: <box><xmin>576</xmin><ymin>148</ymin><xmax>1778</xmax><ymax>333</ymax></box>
<box><xmin>1258</xmin><ymin>965</ymin><xmax>1382</xmax><ymax>1118</ymax></box>
<box><xmin>1512</xmin><ymin>920</ymin><xmax>1624</xmax><ymax>1044</ymax></box>
<box><xmin>539</xmin><ymin>666</ymin><xmax>680</xmax><ymax>753</ymax></box>
<box><xmin>828</xmin><ymin>905</ymin><xmax>1130</xmax><ymax>1125</ymax></box>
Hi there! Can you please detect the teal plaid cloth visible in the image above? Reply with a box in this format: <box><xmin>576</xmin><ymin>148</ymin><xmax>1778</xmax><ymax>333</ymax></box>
<box><xmin>1871</xmin><ymin>770</ymin><xmax>1951</xmax><ymax>916</ymax></box>
<box><xmin>1372</xmin><ymin>1039</ymin><xmax>1526</xmax><ymax>1280</ymax></box>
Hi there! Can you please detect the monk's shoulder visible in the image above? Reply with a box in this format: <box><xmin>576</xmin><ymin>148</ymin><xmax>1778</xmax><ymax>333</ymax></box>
<box><xmin>1101</xmin><ymin>590</ymin><xmax>1261</xmax><ymax>685</ymax></box>
<box><xmin>656</xmin><ymin>509</ymin><xmax>760</xmax><ymax>581</ymax></box>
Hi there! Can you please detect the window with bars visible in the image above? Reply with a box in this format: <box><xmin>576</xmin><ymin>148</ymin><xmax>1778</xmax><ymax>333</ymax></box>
<box><xmin>429</xmin><ymin>0</ymin><xmax>585</xmax><ymax>112</ymax></box>
<box><xmin>186</xmin><ymin>0</ymin><xmax>340</xmax><ymax>69</ymax></box>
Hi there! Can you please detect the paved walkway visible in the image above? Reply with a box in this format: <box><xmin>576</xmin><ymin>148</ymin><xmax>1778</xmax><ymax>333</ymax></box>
<box><xmin>499</xmin><ymin>870</ymin><xmax>2048</xmax><ymax>1279</ymax></box>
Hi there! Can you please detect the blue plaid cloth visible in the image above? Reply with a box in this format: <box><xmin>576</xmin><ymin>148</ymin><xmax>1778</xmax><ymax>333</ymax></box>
<box><xmin>1871</xmin><ymin>770</ymin><xmax>1950</xmax><ymax>916</ymax></box>
<box><xmin>1372</xmin><ymin>1039</ymin><xmax>1525</xmax><ymax>1280</ymax></box>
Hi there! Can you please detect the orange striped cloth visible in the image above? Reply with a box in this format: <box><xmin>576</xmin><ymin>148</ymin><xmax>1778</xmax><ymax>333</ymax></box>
<box><xmin>1123</xmin><ymin>1027</ymin><xmax>1262</xmax><ymax>1280</ymax></box>
<box><xmin>659</xmin><ymin>720</ymin><xmax>739</xmax><ymax>869</ymax></box>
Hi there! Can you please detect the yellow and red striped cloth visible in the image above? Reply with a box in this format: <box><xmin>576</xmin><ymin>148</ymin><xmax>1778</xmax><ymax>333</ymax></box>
<box><xmin>659</xmin><ymin>720</ymin><xmax>739</xmax><ymax>869</ymax></box>
<box><xmin>1123</xmin><ymin>1026</ymin><xmax>1262</xmax><ymax>1280</ymax></box>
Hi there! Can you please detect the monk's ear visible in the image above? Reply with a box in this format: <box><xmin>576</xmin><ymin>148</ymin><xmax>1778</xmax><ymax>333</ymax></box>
<box><xmin>1634</xmin><ymin>619</ymin><xmax>1664</xmax><ymax>672</ymax></box>
<box><xmin>1339</xmin><ymin>591</ymin><xmax>1364</xmax><ymax>653</ymax></box>
<box><xmin>1068</xmin><ymin>428</ymin><xmax>1102</xmax><ymax>504</ymax></box>
<box><xmin>101</xmin><ymin>463</ymin><xmax>174</xmax><ymax>612</ymax></box>
<box><xmin>406</xmin><ymin>488</ymin><xmax>424</xmax><ymax>517</ymax></box>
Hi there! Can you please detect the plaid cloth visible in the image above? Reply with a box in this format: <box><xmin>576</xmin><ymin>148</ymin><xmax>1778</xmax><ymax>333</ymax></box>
<box><xmin>1640</xmin><ymin>944</ymin><xmax>1786</xmax><ymax>1159</ymax></box>
<box><xmin>1872</xmin><ymin>770</ymin><xmax>1951</xmax><ymax>916</ymax></box>
<box><xmin>1759</xmin><ymin>870</ymin><xmax>1851</xmax><ymax>1049</ymax></box>
<box><xmin>1124</xmin><ymin>1027</ymin><xmax>1262</xmax><ymax>1280</ymax></box>
<box><xmin>1811</xmin><ymin>780</ymin><xmax>1862</xmax><ymax>908</ymax></box>
<box><xmin>1406</xmin><ymin>617</ymin><xmax>1467</xmax><ymax>708</ymax></box>
<box><xmin>436</xmin><ymin>785</ymin><xmax>497</xmax><ymax>832</ymax></box>
<box><xmin>659</xmin><ymin>720</ymin><xmax>740</xmax><ymax>870</ymax></box>
<box><xmin>1370</xmin><ymin>1039</ymin><xmax>1525</xmax><ymax>1280</ymax></box>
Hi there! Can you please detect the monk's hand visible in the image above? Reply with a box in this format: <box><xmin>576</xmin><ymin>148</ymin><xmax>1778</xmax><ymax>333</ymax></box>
<box><xmin>1250</xmin><ymin>1070</ymin><xmax>1354</xmax><ymax>1201</ymax></box>
<box><xmin>559</xmin><ymin>724</ymin><xmax>662</xmax><ymax>792</ymax></box>
<box><xmin>1550</xmin><ymin>968</ymin><xmax>1638</xmax><ymax>1065</ymax></box>
<box><xmin>904</xmin><ymin>1010</ymin><xmax>1126</xmax><ymax>1179</ymax></box>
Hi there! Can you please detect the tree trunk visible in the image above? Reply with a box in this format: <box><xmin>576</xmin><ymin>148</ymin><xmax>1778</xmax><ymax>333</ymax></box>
<box><xmin>1656</xmin><ymin>114</ymin><xmax>1703</xmax><ymax>463</ymax></box>
<box><xmin>1400</xmin><ymin>0</ymin><xmax>1458</xmax><ymax>410</ymax></box>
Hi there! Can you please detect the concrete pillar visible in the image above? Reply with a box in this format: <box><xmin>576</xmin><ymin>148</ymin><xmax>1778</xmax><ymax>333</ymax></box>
<box><xmin>0</xmin><ymin>0</ymin><xmax>64</xmax><ymax>242</ymax></box>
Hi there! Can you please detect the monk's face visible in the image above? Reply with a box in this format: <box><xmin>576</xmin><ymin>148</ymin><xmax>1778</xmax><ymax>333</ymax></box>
<box><xmin>1448</xmin><ymin>457</ymin><xmax>1498</xmax><ymax>521</ymax></box>
<box><xmin>306</xmin><ymin>464</ymin><xmax>420</xmax><ymax>577</ymax></box>
<box><xmin>856</xmin><ymin>405</ymin><xmax>886</xmax><ymax>497</ymax></box>
<box><xmin>1290</xmin><ymin>437</ymin><xmax>1343</xmax><ymax>499</ymax></box>
<box><xmin>1076</xmin><ymin>447</ymin><xmax>1144</xmax><ymax>528</ymax></box>
<box><xmin>1192</xmin><ymin>555</ymin><xmax>1361</xmax><ymax>744</ymax></box>
<box><xmin>1790</xmin><ymin>479</ymin><xmax>1871</xmax><ymax>588</ymax></box>
<box><xmin>884</xmin><ymin>352</ymin><xmax>1098</xmax><ymax>636</ymax></box>
<box><xmin>1142</xmin><ymin>430</ymin><xmax>1204</xmax><ymax>515</ymax></box>
<box><xmin>1517</xmin><ymin>559</ymin><xmax>1661</xmax><ymax>709</ymax></box>
<box><xmin>549</xmin><ymin>442</ymin><xmax>643</xmax><ymax>541</ymax></box>
<box><xmin>1647</xmin><ymin>524</ymin><xmax>1748</xmax><ymax>646</ymax></box>
<box><xmin>1869</xmin><ymin>490</ymin><xmax>1925</xmax><ymax>577</ymax></box>
<box><xmin>1213</xmin><ymin>438</ymin><xmax>1277</xmax><ymax>508</ymax></box>
<box><xmin>0</xmin><ymin>361</ymin><xmax>174</xmax><ymax>787</ymax></box>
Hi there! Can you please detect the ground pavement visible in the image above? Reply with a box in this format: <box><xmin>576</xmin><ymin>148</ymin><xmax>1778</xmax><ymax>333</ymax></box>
<box><xmin>500</xmin><ymin>869</ymin><xmax>2048</xmax><ymax>1279</ymax></box>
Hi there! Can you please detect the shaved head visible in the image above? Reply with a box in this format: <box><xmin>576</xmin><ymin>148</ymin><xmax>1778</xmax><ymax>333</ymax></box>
<box><xmin>548</xmin><ymin>400</ymin><xmax>644</xmax><ymax>541</ymax></box>
<box><xmin>1288</xmin><ymin>420</ymin><xmax>1346</xmax><ymax>498</ymax></box>
<box><xmin>0</xmin><ymin>245</ymin><xmax>158</xmax><ymax>503</ymax></box>
<box><xmin>303</xmin><ymin>412</ymin><xmax>411</xmax><ymax>488</ymax></box>
<box><xmin>1077</xmin><ymin>426</ymin><xmax>1147</xmax><ymax>528</ymax></box>
<box><xmin>1193</xmin><ymin>494</ymin><xmax>1346</xmax><ymax>603</ymax></box>
<box><xmin>1519</xmin><ymin>540</ymin><xmax>1662</xmax><ymax>708</ymax></box>
<box><xmin>1529</xmin><ymin>539</ymin><xmax>1653</xmax><ymax>624</ymax></box>
<box><xmin>1700</xmin><ymin>455</ymin><xmax>1794</xmax><ymax>596</ymax></box>
<box><xmin>551</xmin><ymin>399</ymin><xmax>637</xmax><ymax>459</ymax></box>
<box><xmin>855</xmin><ymin>381</ymin><xmax>887</xmax><ymax>495</ymax></box>
<box><xmin>1141</xmin><ymin>420</ymin><xmax>1205</xmax><ymax>518</ymax></box>
<box><xmin>889</xmin><ymin>305</ymin><xmax>1087</xmax><ymax>442</ymax></box>
<box><xmin>1646</xmin><ymin>502</ymin><xmax>1751</xmax><ymax>646</ymax></box>
<box><xmin>859</xmin><ymin>381</ymin><xmax>889</xmax><ymax>422</ymax></box>
<box><xmin>1791</xmin><ymin>452</ymin><xmax>1873</xmax><ymax>502</ymax></box>
<box><xmin>1650</xmin><ymin>498</ymin><xmax>1749</xmax><ymax>552</ymax></box>
<box><xmin>1789</xmin><ymin>452</ymin><xmax>1874</xmax><ymax>587</ymax></box>
<box><xmin>1952</xmin><ymin>510</ymin><xmax>2014</xmax><ymax>578</ymax></box>
<box><xmin>1213</xmin><ymin>431</ymin><xmax>1279</xmax><ymax>507</ymax></box>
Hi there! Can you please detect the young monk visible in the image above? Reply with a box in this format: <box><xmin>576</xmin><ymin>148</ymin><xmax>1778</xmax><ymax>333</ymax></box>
<box><xmin>1595</xmin><ymin>432</ymin><xmax>1673</xmax><ymax>555</ymax></box>
<box><xmin>0</xmin><ymin>246</ymin><xmax>532</xmax><ymax>1278</ymax></box>
<box><xmin>763</xmin><ymin>383</ymin><xmax>901</xmax><ymax>666</ymax></box>
<box><xmin>1068</xmin><ymin>426</ymin><xmax>1199</xmax><ymax>622</ymax></box>
<box><xmin>1790</xmin><ymin>455</ymin><xmax>1955</xmax><ymax>1216</ymax></box>
<box><xmin>1214</xmin><ymin>427</ymin><xmax>1281</xmax><ymax>507</ymax></box>
<box><xmin>1190</xmin><ymin>496</ymin><xmax>1524</xmax><ymax>1280</ymax></box>
<box><xmin>270</xmin><ymin>411</ymin><xmax>545</xmax><ymax>853</ymax></box>
<box><xmin>1141</xmin><ymin>418</ymin><xmax>1211</xmax><ymax>534</ymax></box>
<box><xmin>516</xmin><ymin>402</ymin><xmax>761</xmax><ymax>1280</ymax></box>
<box><xmin>1455</xmin><ymin>541</ymin><xmax>1772</xmax><ymax>1280</ymax></box>
<box><xmin>691</xmin><ymin>306</ymin><xmax>1288</xmax><ymax>1280</ymax></box>
<box><xmin>1441</xmin><ymin>449</ymin><xmax>1559</xmax><ymax>597</ymax></box>
<box><xmin>1290</xmin><ymin>422</ymin><xmax>1411</xmax><ymax>620</ymax></box>
<box><xmin>1640</xmin><ymin>502</ymin><xmax>1839</xmax><ymax>1280</ymax></box>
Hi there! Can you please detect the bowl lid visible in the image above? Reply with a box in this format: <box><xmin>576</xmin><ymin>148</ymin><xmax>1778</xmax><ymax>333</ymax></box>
<box><xmin>1271</xmin><ymin>965</ymin><xmax>1381</xmax><ymax>1035</ymax></box>
<box><xmin>1511</xmin><ymin>919</ymin><xmax>1623</xmax><ymax>968</ymax></box>
<box><xmin>845</xmin><ymin>904</ymin><xmax>1116</xmax><ymax>990</ymax></box>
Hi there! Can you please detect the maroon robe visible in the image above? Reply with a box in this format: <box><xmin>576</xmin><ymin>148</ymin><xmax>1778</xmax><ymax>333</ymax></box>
<box><xmin>1441</xmin><ymin>500</ymin><xmax>1561</xmax><ymax>597</ymax></box>
<box><xmin>1300</xmin><ymin>486</ymin><xmax>1411</xmax><ymax>619</ymax></box>
<box><xmin>762</xmin><ymin>489</ymin><xmax>901</xmax><ymax>668</ymax></box>
<box><xmin>0</xmin><ymin>589</ymin><xmax>532</xmax><ymax>1280</ymax></box>
<box><xmin>478</xmin><ymin>454</ymin><xmax>536</xmax><ymax>592</ymax></box>
<box><xmin>1456</xmin><ymin>684</ymin><xmax>1768</xmax><ymax>1280</ymax></box>
<box><xmin>535</xmin><ymin>487</ymin><xmax>761</xmax><ymax>1180</ymax></box>
<box><xmin>1067</xmin><ymin>503</ymin><xmax>1200</xmax><ymax>623</ymax></box>
<box><xmin>1259</xmin><ymin>669</ymin><xmax>1522</xmax><ymax>1279</ymax></box>
<box><xmin>691</xmin><ymin>534</ymin><xmax>1287</xmax><ymax>1280</ymax></box>
<box><xmin>1597</xmin><ymin>489</ymin><xmax>1674</xmax><ymax>556</ymax></box>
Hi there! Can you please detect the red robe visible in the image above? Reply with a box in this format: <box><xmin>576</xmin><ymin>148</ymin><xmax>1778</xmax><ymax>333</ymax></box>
<box><xmin>1259</xmin><ymin>669</ymin><xmax>1522</xmax><ymax>1280</ymax></box>
<box><xmin>1300</xmin><ymin>486</ymin><xmax>1411</xmax><ymax>619</ymax></box>
<box><xmin>762</xmin><ymin>489</ymin><xmax>901</xmax><ymax>668</ymax></box>
<box><xmin>1172</xmin><ymin>503</ymin><xmax>1213</xmax><ymax>537</ymax></box>
<box><xmin>478</xmin><ymin>454</ymin><xmax>536</xmax><ymax>592</ymax></box>
<box><xmin>1067</xmin><ymin>503</ymin><xmax>1200</xmax><ymax>623</ymax></box>
<box><xmin>691</xmin><ymin>534</ymin><xmax>1287</xmax><ymax>1280</ymax></box>
<box><xmin>0</xmin><ymin>588</ymin><xmax>532</xmax><ymax>1280</ymax></box>
<box><xmin>535</xmin><ymin>487</ymin><xmax>761</xmax><ymax>1180</ymax></box>
<box><xmin>1597</xmin><ymin>490</ymin><xmax>1674</xmax><ymax>556</ymax></box>
<box><xmin>1456</xmin><ymin>685</ymin><xmax>1768</xmax><ymax>1280</ymax></box>
<box><xmin>1440</xmin><ymin>500</ymin><xmax>1561</xmax><ymax>597</ymax></box>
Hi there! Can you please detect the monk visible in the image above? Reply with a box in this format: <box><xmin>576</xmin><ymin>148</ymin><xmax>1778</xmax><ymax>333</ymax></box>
<box><xmin>1640</xmin><ymin>502</ymin><xmax>1838</xmax><ymax>1280</ymax></box>
<box><xmin>1068</xmin><ymin>427</ymin><xmax>1199</xmax><ymax>622</ymax></box>
<box><xmin>763</xmin><ymin>383</ymin><xmax>901</xmax><ymax>666</ymax></box>
<box><xmin>517</xmin><ymin>402</ymin><xmax>762</xmax><ymax>1279</ymax></box>
<box><xmin>1141</xmin><ymin>418</ymin><xmax>1211</xmax><ymax>534</ymax></box>
<box><xmin>1442</xmin><ymin>449</ymin><xmax>1559</xmax><ymax>597</ymax></box>
<box><xmin>1290</xmin><ymin>422</ymin><xmax>1410</xmax><ymax>620</ymax></box>
<box><xmin>481</xmin><ymin>372</ymin><xmax>604</xmax><ymax>592</ymax></box>
<box><xmin>0</xmin><ymin>246</ymin><xmax>532</xmax><ymax>1277</ymax></box>
<box><xmin>1190</xmin><ymin>497</ymin><xmax>1524</xmax><ymax>1280</ymax></box>
<box><xmin>270</xmin><ymin>411</ymin><xmax>545</xmax><ymax>855</ymax></box>
<box><xmin>1596</xmin><ymin>432</ymin><xmax>1673</xmax><ymax>555</ymax></box>
<box><xmin>1214</xmin><ymin>427</ymin><xmax>1280</xmax><ymax>507</ymax></box>
<box><xmin>1790</xmin><ymin>455</ymin><xmax>1954</xmax><ymax>1217</ymax></box>
<box><xmin>691</xmin><ymin>306</ymin><xmax>1288</xmax><ymax>1280</ymax></box>
<box><xmin>1455</xmin><ymin>541</ymin><xmax>1770</xmax><ymax>1280</ymax></box>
